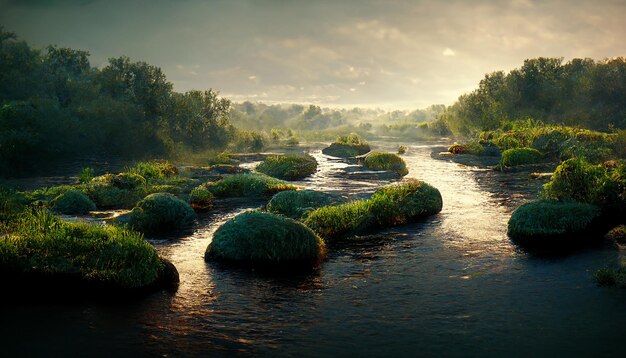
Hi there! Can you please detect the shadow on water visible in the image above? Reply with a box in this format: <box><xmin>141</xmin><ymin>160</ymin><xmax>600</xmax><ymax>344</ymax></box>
<box><xmin>3</xmin><ymin>140</ymin><xmax>626</xmax><ymax>357</ymax></box>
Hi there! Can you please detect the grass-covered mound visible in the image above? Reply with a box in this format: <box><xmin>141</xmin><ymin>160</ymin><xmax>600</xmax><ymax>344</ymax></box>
<box><xmin>256</xmin><ymin>154</ymin><xmax>318</xmax><ymax>180</ymax></box>
<box><xmin>363</xmin><ymin>152</ymin><xmax>409</xmax><ymax>176</ymax></box>
<box><xmin>266</xmin><ymin>190</ymin><xmax>344</xmax><ymax>219</ymax></box>
<box><xmin>303</xmin><ymin>179</ymin><xmax>442</xmax><ymax>241</ymax></box>
<box><xmin>52</xmin><ymin>189</ymin><xmax>96</xmax><ymax>215</ymax></box>
<box><xmin>118</xmin><ymin>193</ymin><xmax>196</xmax><ymax>234</ymax></box>
<box><xmin>0</xmin><ymin>209</ymin><xmax>178</xmax><ymax>292</ymax></box>
<box><xmin>126</xmin><ymin>160</ymin><xmax>178</xmax><ymax>180</ymax></box>
<box><xmin>499</xmin><ymin>147</ymin><xmax>543</xmax><ymax>167</ymax></box>
<box><xmin>595</xmin><ymin>266</ymin><xmax>626</xmax><ymax>288</ymax></box>
<box><xmin>205</xmin><ymin>173</ymin><xmax>298</xmax><ymax>198</ymax></box>
<box><xmin>205</xmin><ymin>212</ymin><xmax>325</xmax><ymax>267</ymax></box>
<box><xmin>507</xmin><ymin>200</ymin><xmax>603</xmax><ymax>249</ymax></box>
<box><xmin>322</xmin><ymin>133</ymin><xmax>370</xmax><ymax>158</ymax></box>
<box><xmin>189</xmin><ymin>185</ymin><xmax>214</xmax><ymax>210</ymax></box>
<box><xmin>606</xmin><ymin>225</ymin><xmax>626</xmax><ymax>246</ymax></box>
<box><xmin>0</xmin><ymin>186</ymin><xmax>28</xmax><ymax>221</ymax></box>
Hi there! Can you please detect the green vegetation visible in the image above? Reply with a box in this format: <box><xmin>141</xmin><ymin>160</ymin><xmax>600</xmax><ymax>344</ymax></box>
<box><xmin>205</xmin><ymin>211</ymin><xmax>325</xmax><ymax>266</ymax></box>
<box><xmin>51</xmin><ymin>189</ymin><xmax>96</xmax><ymax>215</ymax></box>
<box><xmin>189</xmin><ymin>185</ymin><xmax>214</xmax><ymax>210</ymax></box>
<box><xmin>0</xmin><ymin>186</ymin><xmax>28</xmax><ymax>221</ymax></box>
<box><xmin>606</xmin><ymin>225</ymin><xmax>626</xmax><ymax>245</ymax></box>
<box><xmin>542</xmin><ymin>158</ymin><xmax>626</xmax><ymax>217</ymax></box>
<box><xmin>507</xmin><ymin>200</ymin><xmax>602</xmax><ymax>248</ymax></box>
<box><xmin>363</xmin><ymin>152</ymin><xmax>409</xmax><ymax>176</ymax></box>
<box><xmin>398</xmin><ymin>145</ymin><xmax>408</xmax><ymax>155</ymax></box>
<box><xmin>304</xmin><ymin>179</ymin><xmax>442</xmax><ymax>241</ymax></box>
<box><xmin>499</xmin><ymin>147</ymin><xmax>543</xmax><ymax>167</ymax></box>
<box><xmin>322</xmin><ymin>133</ymin><xmax>371</xmax><ymax>158</ymax></box>
<box><xmin>118</xmin><ymin>193</ymin><xmax>196</xmax><ymax>234</ymax></box>
<box><xmin>594</xmin><ymin>267</ymin><xmax>626</xmax><ymax>288</ymax></box>
<box><xmin>256</xmin><ymin>154</ymin><xmax>318</xmax><ymax>180</ymax></box>
<box><xmin>206</xmin><ymin>173</ymin><xmax>298</xmax><ymax>198</ymax></box>
<box><xmin>0</xmin><ymin>209</ymin><xmax>168</xmax><ymax>289</ymax></box>
<box><xmin>441</xmin><ymin>57</ymin><xmax>626</xmax><ymax>136</ymax></box>
<box><xmin>266</xmin><ymin>190</ymin><xmax>344</xmax><ymax>219</ymax></box>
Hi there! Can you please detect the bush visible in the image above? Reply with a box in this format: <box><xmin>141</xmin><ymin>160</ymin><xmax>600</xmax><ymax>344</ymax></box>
<box><xmin>303</xmin><ymin>179</ymin><xmax>442</xmax><ymax>241</ymax></box>
<box><xmin>322</xmin><ymin>133</ymin><xmax>370</xmax><ymax>158</ymax></box>
<box><xmin>84</xmin><ymin>183</ymin><xmax>146</xmax><ymax>209</ymax></box>
<box><xmin>189</xmin><ymin>185</ymin><xmax>214</xmax><ymax>210</ymax></box>
<box><xmin>507</xmin><ymin>200</ymin><xmax>602</xmax><ymax>248</ymax></box>
<box><xmin>51</xmin><ymin>190</ymin><xmax>96</xmax><ymax>215</ymax></box>
<box><xmin>0</xmin><ymin>186</ymin><xmax>28</xmax><ymax>221</ymax></box>
<box><xmin>606</xmin><ymin>225</ymin><xmax>626</xmax><ymax>245</ymax></box>
<box><xmin>127</xmin><ymin>160</ymin><xmax>178</xmax><ymax>180</ymax></box>
<box><xmin>112</xmin><ymin>172</ymin><xmax>146</xmax><ymax>190</ymax></box>
<box><xmin>206</xmin><ymin>173</ymin><xmax>298</xmax><ymax>198</ymax></box>
<box><xmin>594</xmin><ymin>267</ymin><xmax>626</xmax><ymax>287</ymax></box>
<box><xmin>266</xmin><ymin>190</ymin><xmax>344</xmax><ymax>219</ymax></box>
<box><xmin>398</xmin><ymin>145</ymin><xmax>408</xmax><ymax>155</ymax></box>
<box><xmin>542</xmin><ymin>158</ymin><xmax>626</xmax><ymax>215</ymax></box>
<box><xmin>120</xmin><ymin>193</ymin><xmax>196</xmax><ymax>233</ymax></box>
<box><xmin>256</xmin><ymin>154</ymin><xmax>318</xmax><ymax>180</ymax></box>
<box><xmin>0</xmin><ymin>209</ymin><xmax>169</xmax><ymax>289</ymax></box>
<box><xmin>78</xmin><ymin>167</ymin><xmax>95</xmax><ymax>184</ymax></box>
<box><xmin>205</xmin><ymin>211</ymin><xmax>325</xmax><ymax>266</ymax></box>
<box><xmin>500</xmin><ymin>147</ymin><xmax>543</xmax><ymax>167</ymax></box>
<box><xmin>363</xmin><ymin>152</ymin><xmax>409</xmax><ymax>176</ymax></box>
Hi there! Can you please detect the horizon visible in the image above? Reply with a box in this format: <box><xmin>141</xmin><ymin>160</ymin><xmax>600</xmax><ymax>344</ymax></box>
<box><xmin>1</xmin><ymin>0</ymin><xmax>625</xmax><ymax>110</ymax></box>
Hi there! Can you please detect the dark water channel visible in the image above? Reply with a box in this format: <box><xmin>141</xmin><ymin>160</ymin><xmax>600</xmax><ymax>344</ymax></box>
<box><xmin>3</xmin><ymin>142</ymin><xmax>626</xmax><ymax>357</ymax></box>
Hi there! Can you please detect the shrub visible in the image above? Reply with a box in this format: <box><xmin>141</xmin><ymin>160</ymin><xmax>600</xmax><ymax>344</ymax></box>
<box><xmin>286</xmin><ymin>136</ymin><xmax>300</xmax><ymax>146</ymax></box>
<box><xmin>500</xmin><ymin>147</ymin><xmax>543</xmax><ymax>167</ymax></box>
<box><xmin>531</xmin><ymin>129</ymin><xmax>570</xmax><ymax>154</ymax></box>
<box><xmin>0</xmin><ymin>186</ymin><xmax>28</xmax><ymax>221</ymax></box>
<box><xmin>205</xmin><ymin>211</ymin><xmax>325</xmax><ymax>266</ymax></box>
<box><xmin>206</xmin><ymin>173</ymin><xmax>298</xmax><ymax>198</ymax></box>
<box><xmin>304</xmin><ymin>179</ymin><xmax>442</xmax><ymax>241</ymax></box>
<box><xmin>112</xmin><ymin>173</ymin><xmax>147</xmax><ymax>189</ymax></box>
<box><xmin>84</xmin><ymin>184</ymin><xmax>146</xmax><ymax>209</ymax></box>
<box><xmin>363</xmin><ymin>152</ymin><xmax>409</xmax><ymax>176</ymax></box>
<box><xmin>507</xmin><ymin>200</ymin><xmax>602</xmax><ymax>248</ymax></box>
<box><xmin>606</xmin><ymin>225</ymin><xmax>626</xmax><ymax>245</ymax></box>
<box><xmin>189</xmin><ymin>186</ymin><xmax>214</xmax><ymax>210</ymax></box>
<box><xmin>127</xmin><ymin>160</ymin><xmax>178</xmax><ymax>180</ymax></box>
<box><xmin>322</xmin><ymin>133</ymin><xmax>370</xmax><ymax>158</ymax></box>
<box><xmin>256</xmin><ymin>154</ymin><xmax>318</xmax><ymax>180</ymax></box>
<box><xmin>266</xmin><ymin>190</ymin><xmax>344</xmax><ymax>219</ymax></box>
<box><xmin>594</xmin><ymin>267</ymin><xmax>626</xmax><ymax>287</ymax></box>
<box><xmin>51</xmin><ymin>190</ymin><xmax>96</xmax><ymax>215</ymax></box>
<box><xmin>0</xmin><ymin>209</ymin><xmax>168</xmax><ymax>289</ymax></box>
<box><xmin>120</xmin><ymin>193</ymin><xmax>196</xmax><ymax>233</ymax></box>
<box><xmin>78</xmin><ymin>167</ymin><xmax>95</xmax><ymax>184</ymax></box>
<box><xmin>542</xmin><ymin>158</ymin><xmax>626</xmax><ymax>215</ymax></box>
<box><xmin>447</xmin><ymin>141</ymin><xmax>485</xmax><ymax>155</ymax></box>
<box><xmin>398</xmin><ymin>145</ymin><xmax>408</xmax><ymax>155</ymax></box>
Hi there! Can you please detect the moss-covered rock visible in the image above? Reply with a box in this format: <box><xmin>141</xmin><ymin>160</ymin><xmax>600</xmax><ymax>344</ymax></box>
<box><xmin>266</xmin><ymin>190</ymin><xmax>344</xmax><ymax>219</ymax></box>
<box><xmin>500</xmin><ymin>147</ymin><xmax>543</xmax><ymax>167</ymax></box>
<box><xmin>206</xmin><ymin>173</ymin><xmax>298</xmax><ymax>198</ymax></box>
<box><xmin>303</xmin><ymin>179</ymin><xmax>442</xmax><ymax>241</ymax></box>
<box><xmin>507</xmin><ymin>200</ymin><xmax>603</xmax><ymax>249</ymax></box>
<box><xmin>0</xmin><ymin>209</ymin><xmax>178</xmax><ymax>293</ymax></box>
<box><xmin>256</xmin><ymin>154</ymin><xmax>318</xmax><ymax>180</ymax></box>
<box><xmin>363</xmin><ymin>152</ymin><xmax>409</xmax><ymax>176</ymax></box>
<box><xmin>205</xmin><ymin>211</ymin><xmax>325</xmax><ymax>267</ymax></box>
<box><xmin>322</xmin><ymin>133</ymin><xmax>370</xmax><ymax>158</ymax></box>
<box><xmin>119</xmin><ymin>193</ymin><xmax>196</xmax><ymax>234</ymax></box>
<box><xmin>189</xmin><ymin>185</ymin><xmax>214</xmax><ymax>210</ymax></box>
<box><xmin>52</xmin><ymin>189</ymin><xmax>96</xmax><ymax>215</ymax></box>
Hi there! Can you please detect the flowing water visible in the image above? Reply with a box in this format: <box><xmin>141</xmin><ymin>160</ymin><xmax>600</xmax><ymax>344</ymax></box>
<box><xmin>3</xmin><ymin>142</ymin><xmax>626</xmax><ymax>357</ymax></box>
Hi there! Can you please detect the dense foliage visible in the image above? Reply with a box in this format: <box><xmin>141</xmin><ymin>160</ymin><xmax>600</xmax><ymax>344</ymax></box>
<box><xmin>256</xmin><ymin>154</ymin><xmax>318</xmax><ymax>180</ymax></box>
<box><xmin>441</xmin><ymin>57</ymin><xmax>626</xmax><ymax>136</ymax></box>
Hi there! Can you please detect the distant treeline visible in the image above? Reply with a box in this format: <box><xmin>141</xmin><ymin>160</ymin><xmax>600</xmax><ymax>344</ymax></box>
<box><xmin>440</xmin><ymin>57</ymin><xmax>626</xmax><ymax>136</ymax></box>
<box><xmin>0</xmin><ymin>26</ymin><xmax>238</xmax><ymax>175</ymax></box>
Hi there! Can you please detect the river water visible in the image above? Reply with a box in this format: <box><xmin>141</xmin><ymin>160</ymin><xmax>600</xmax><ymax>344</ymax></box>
<box><xmin>3</xmin><ymin>142</ymin><xmax>626</xmax><ymax>357</ymax></box>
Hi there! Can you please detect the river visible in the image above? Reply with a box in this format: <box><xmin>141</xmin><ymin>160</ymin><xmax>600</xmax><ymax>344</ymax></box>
<box><xmin>2</xmin><ymin>141</ymin><xmax>625</xmax><ymax>357</ymax></box>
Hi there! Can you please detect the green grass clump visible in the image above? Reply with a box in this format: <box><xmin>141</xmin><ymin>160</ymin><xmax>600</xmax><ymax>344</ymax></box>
<box><xmin>120</xmin><ymin>193</ymin><xmax>196</xmax><ymax>234</ymax></box>
<box><xmin>256</xmin><ymin>154</ymin><xmax>318</xmax><ymax>180</ymax></box>
<box><xmin>398</xmin><ymin>145</ymin><xmax>408</xmax><ymax>155</ymax></box>
<box><xmin>594</xmin><ymin>267</ymin><xmax>626</xmax><ymax>287</ymax></box>
<box><xmin>363</xmin><ymin>152</ymin><xmax>409</xmax><ymax>176</ymax></box>
<box><xmin>0</xmin><ymin>186</ymin><xmax>28</xmax><ymax>221</ymax></box>
<box><xmin>112</xmin><ymin>173</ymin><xmax>146</xmax><ymax>189</ymax></box>
<box><xmin>84</xmin><ymin>184</ymin><xmax>146</xmax><ymax>209</ymax></box>
<box><xmin>507</xmin><ymin>200</ymin><xmax>602</xmax><ymax>247</ymax></box>
<box><xmin>542</xmin><ymin>158</ymin><xmax>626</xmax><ymax>216</ymax></box>
<box><xmin>322</xmin><ymin>133</ymin><xmax>370</xmax><ymax>158</ymax></box>
<box><xmin>0</xmin><ymin>209</ymin><xmax>165</xmax><ymax>288</ymax></box>
<box><xmin>500</xmin><ymin>147</ymin><xmax>543</xmax><ymax>167</ymax></box>
<box><xmin>304</xmin><ymin>179</ymin><xmax>442</xmax><ymax>241</ymax></box>
<box><xmin>205</xmin><ymin>211</ymin><xmax>325</xmax><ymax>266</ymax></box>
<box><xmin>606</xmin><ymin>225</ymin><xmax>626</xmax><ymax>245</ymax></box>
<box><xmin>266</xmin><ymin>190</ymin><xmax>344</xmax><ymax>219</ymax></box>
<box><xmin>206</xmin><ymin>173</ymin><xmax>298</xmax><ymax>198</ymax></box>
<box><xmin>190</xmin><ymin>185</ymin><xmax>214</xmax><ymax>210</ymax></box>
<box><xmin>52</xmin><ymin>190</ymin><xmax>96</xmax><ymax>215</ymax></box>
<box><xmin>127</xmin><ymin>160</ymin><xmax>178</xmax><ymax>180</ymax></box>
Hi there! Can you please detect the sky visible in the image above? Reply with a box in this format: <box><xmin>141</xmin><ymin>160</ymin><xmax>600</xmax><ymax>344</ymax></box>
<box><xmin>1</xmin><ymin>0</ymin><xmax>625</xmax><ymax>109</ymax></box>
